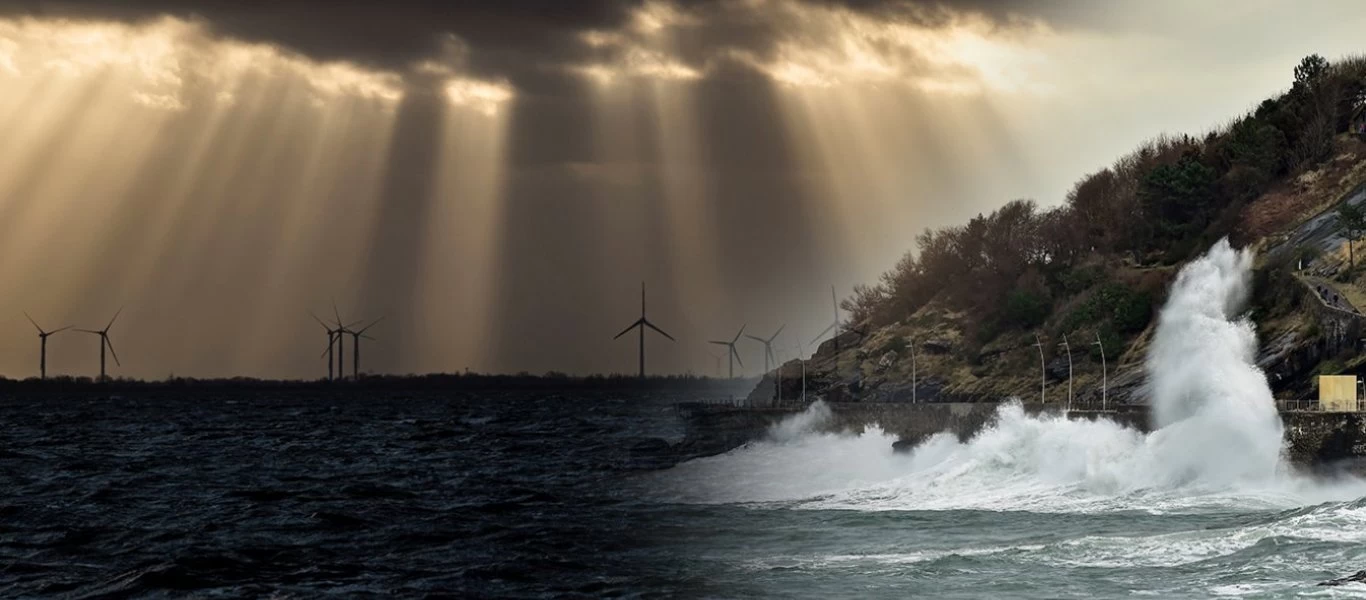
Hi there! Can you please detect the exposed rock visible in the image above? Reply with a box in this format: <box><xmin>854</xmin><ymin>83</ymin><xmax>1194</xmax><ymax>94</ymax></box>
<box><xmin>1046</xmin><ymin>356</ymin><xmax>1071</xmax><ymax>381</ymax></box>
<box><xmin>877</xmin><ymin>351</ymin><xmax>897</xmax><ymax>371</ymax></box>
<box><xmin>922</xmin><ymin>339</ymin><xmax>952</xmax><ymax>354</ymax></box>
<box><xmin>1319</xmin><ymin>569</ymin><xmax>1366</xmax><ymax>586</ymax></box>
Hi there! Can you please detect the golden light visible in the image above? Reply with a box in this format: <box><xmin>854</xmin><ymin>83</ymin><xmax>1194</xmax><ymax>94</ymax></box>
<box><xmin>630</xmin><ymin>1</ymin><xmax>696</xmax><ymax>35</ymax></box>
<box><xmin>443</xmin><ymin>77</ymin><xmax>514</xmax><ymax>117</ymax></box>
<box><xmin>0</xmin><ymin>16</ymin><xmax>406</xmax><ymax>112</ymax></box>
<box><xmin>573</xmin><ymin>27</ymin><xmax>703</xmax><ymax>85</ymax></box>
<box><xmin>577</xmin><ymin>64</ymin><xmax>618</xmax><ymax>86</ymax></box>
<box><xmin>0</xmin><ymin>15</ymin><xmax>525</xmax><ymax>378</ymax></box>
<box><xmin>734</xmin><ymin>2</ymin><xmax>1058</xmax><ymax>95</ymax></box>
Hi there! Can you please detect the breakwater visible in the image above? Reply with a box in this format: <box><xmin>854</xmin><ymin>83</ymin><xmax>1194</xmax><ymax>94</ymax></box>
<box><xmin>676</xmin><ymin>402</ymin><xmax>1366</xmax><ymax>469</ymax></box>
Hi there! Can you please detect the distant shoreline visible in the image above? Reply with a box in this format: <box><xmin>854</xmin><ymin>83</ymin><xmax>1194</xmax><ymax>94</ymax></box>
<box><xmin>0</xmin><ymin>373</ymin><xmax>761</xmax><ymax>396</ymax></box>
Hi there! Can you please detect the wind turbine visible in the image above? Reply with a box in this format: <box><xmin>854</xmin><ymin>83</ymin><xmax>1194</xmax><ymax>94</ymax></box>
<box><xmin>709</xmin><ymin>324</ymin><xmax>745</xmax><ymax>379</ymax></box>
<box><xmin>76</xmin><ymin>309</ymin><xmax>122</xmax><ymax>382</ymax></box>
<box><xmin>791</xmin><ymin>332</ymin><xmax>808</xmax><ymax>404</ymax></box>
<box><xmin>311</xmin><ymin>312</ymin><xmax>341</xmax><ymax>381</ymax></box>
<box><xmin>330</xmin><ymin>303</ymin><xmax>356</xmax><ymax>381</ymax></box>
<box><xmin>347</xmin><ymin>317</ymin><xmax>384</xmax><ymax>380</ymax></box>
<box><xmin>745</xmin><ymin>324</ymin><xmax>785</xmax><ymax>373</ymax></box>
<box><xmin>613</xmin><ymin>282</ymin><xmax>675</xmax><ymax>378</ymax></box>
<box><xmin>315</xmin><ymin>304</ymin><xmax>363</xmax><ymax>381</ymax></box>
<box><xmin>810</xmin><ymin>286</ymin><xmax>859</xmax><ymax>352</ymax></box>
<box><xmin>24</xmin><ymin>313</ymin><xmax>70</xmax><ymax>380</ymax></box>
<box><xmin>706</xmin><ymin>350</ymin><xmax>722</xmax><ymax>378</ymax></box>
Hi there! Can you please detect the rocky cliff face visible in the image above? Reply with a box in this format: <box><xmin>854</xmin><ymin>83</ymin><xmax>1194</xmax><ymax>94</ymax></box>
<box><xmin>749</xmin><ymin>272</ymin><xmax>1335</xmax><ymax>408</ymax></box>
<box><xmin>748</xmin><ymin>151</ymin><xmax>1366</xmax><ymax>409</ymax></box>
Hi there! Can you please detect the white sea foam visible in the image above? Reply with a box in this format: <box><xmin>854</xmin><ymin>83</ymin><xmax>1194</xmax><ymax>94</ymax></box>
<box><xmin>662</xmin><ymin>240</ymin><xmax>1366</xmax><ymax>513</ymax></box>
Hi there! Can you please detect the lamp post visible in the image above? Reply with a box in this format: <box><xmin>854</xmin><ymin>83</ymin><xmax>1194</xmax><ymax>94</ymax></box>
<box><xmin>1093</xmin><ymin>332</ymin><xmax>1107</xmax><ymax>412</ymax></box>
<box><xmin>1059</xmin><ymin>334</ymin><xmax>1073</xmax><ymax>414</ymax></box>
<box><xmin>1032</xmin><ymin>333</ymin><xmax>1046</xmax><ymax>404</ymax></box>
<box><xmin>909</xmin><ymin>336</ymin><xmax>917</xmax><ymax>404</ymax></box>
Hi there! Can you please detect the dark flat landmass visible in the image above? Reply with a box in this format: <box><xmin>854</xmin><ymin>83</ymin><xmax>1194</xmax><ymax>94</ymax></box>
<box><xmin>0</xmin><ymin>373</ymin><xmax>760</xmax><ymax>399</ymax></box>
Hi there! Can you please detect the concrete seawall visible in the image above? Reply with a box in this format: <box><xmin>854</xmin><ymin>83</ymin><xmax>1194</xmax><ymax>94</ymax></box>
<box><xmin>677</xmin><ymin>401</ymin><xmax>1366</xmax><ymax>468</ymax></box>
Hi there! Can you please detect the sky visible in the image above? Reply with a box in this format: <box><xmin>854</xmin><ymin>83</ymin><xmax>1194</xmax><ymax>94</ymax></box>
<box><xmin>0</xmin><ymin>0</ymin><xmax>1363</xmax><ymax>380</ymax></box>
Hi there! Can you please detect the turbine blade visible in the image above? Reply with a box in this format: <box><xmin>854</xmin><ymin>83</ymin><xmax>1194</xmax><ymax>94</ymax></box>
<box><xmin>104</xmin><ymin>336</ymin><xmax>121</xmax><ymax>367</ymax></box>
<box><xmin>768</xmin><ymin>347</ymin><xmax>776</xmax><ymax>363</ymax></box>
<box><xmin>810</xmin><ymin>322</ymin><xmax>835</xmax><ymax>345</ymax></box>
<box><xmin>732</xmin><ymin>324</ymin><xmax>746</xmax><ymax>344</ymax></box>
<box><xmin>614</xmin><ymin>319</ymin><xmax>645</xmax><ymax>340</ymax></box>
<box><xmin>357</xmin><ymin>316</ymin><xmax>386</xmax><ymax>335</ymax></box>
<box><xmin>310</xmin><ymin>311</ymin><xmax>331</xmax><ymax>331</ymax></box>
<box><xmin>50</xmin><ymin>326</ymin><xmax>73</xmax><ymax>335</ymax></box>
<box><xmin>732</xmin><ymin>347</ymin><xmax>743</xmax><ymax>367</ymax></box>
<box><xmin>105</xmin><ymin>307</ymin><xmax>123</xmax><ymax>331</ymax></box>
<box><xmin>24</xmin><ymin>312</ymin><xmax>43</xmax><ymax>334</ymax></box>
<box><xmin>769</xmin><ymin>324</ymin><xmax>785</xmax><ymax>343</ymax></box>
<box><xmin>75</xmin><ymin>329</ymin><xmax>101</xmax><ymax>335</ymax></box>
<box><xmin>332</xmin><ymin>299</ymin><xmax>343</xmax><ymax>326</ymax></box>
<box><xmin>642</xmin><ymin>319</ymin><xmax>675</xmax><ymax>341</ymax></box>
<box><xmin>744</xmin><ymin>334</ymin><xmax>766</xmax><ymax>343</ymax></box>
<box><xmin>708</xmin><ymin>340</ymin><xmax>730</xmax><ymax>346</ymax></box>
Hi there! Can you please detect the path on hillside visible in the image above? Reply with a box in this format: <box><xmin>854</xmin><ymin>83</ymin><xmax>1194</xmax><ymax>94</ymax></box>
<box><xmin>1269</xmin><ymin>183</ymin><xmax>1366</xmax><ymax>260</ymax></box>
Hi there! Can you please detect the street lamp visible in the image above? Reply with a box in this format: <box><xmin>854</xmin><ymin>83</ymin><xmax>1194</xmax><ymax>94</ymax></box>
<box><xmin>909</xmin><ymin>336</ymin><xmax>918</xmax><ymax>404</ymax></box>
<box><xmin>1093</xmin><ymin>332</ymin><xmax>1107</xmax><ymax>412</ymax></box>
<box><xmin>1032</xmin><ymin>333</ymin><xmax>1046</xmax><ymax>405</ymax></box>
<box><xmin>1059</xmin><ymin>334</ymin><xmax>1073</xmax><ymax>414</ymax></box>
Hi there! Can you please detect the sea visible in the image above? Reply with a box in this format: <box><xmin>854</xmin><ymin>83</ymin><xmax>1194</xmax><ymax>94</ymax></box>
<box><xmin>6</xmin><ymin>241</ymin><xmax>1366</xmax><ymax>599</ymax></box>
<box><xmin>6</xmin><ymin>390</ymin><xmax>1366</xmax><ymax>599</ymax></box>
<box><xmin>0</xmin><ymin>389</ymin><xmax>698</xmax><ymax>598</ymax></box>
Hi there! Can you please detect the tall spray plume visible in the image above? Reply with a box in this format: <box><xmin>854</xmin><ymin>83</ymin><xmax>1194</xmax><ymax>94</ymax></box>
<box><xmin>1145</xmin><ymin>238</ymin><xmax>1283</xmax><ymax>485</ymax></box>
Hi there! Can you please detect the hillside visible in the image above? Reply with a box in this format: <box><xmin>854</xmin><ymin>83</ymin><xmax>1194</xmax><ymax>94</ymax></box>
<box><xmin>753</xmin><ymin>54</ymin><xmax>1366</xmax><ymax>408</ymax></box>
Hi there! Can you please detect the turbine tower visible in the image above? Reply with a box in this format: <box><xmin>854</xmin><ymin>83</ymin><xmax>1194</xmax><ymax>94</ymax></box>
<box><xmin>347</xmin><ymin>318</ymin><xmax>384</xmax><ymax>380</ymax></box>
<box><xmin>745</xmin><ymin>324</ymin><xmax>785</xmax><ymax>373</ymax></box>
<box><xmin>706</xmin><ymin>350</ymin><xmax>722</xmax><ymax>378</ymax></box>
<box><xmin>330</xmin><ymin>303</ymin><xmax>354</xmax><ymax>381</ymax></box>
<box><xmin>709</xmin><ymin>324</ymin><xmax>746</xmax><ymax>379</ymax></box>
<box><xmin>315</xmin><ymin>304</ymin><xmax>362</xmax><ymax>381</ymax></box>
<box><xmin>811</xmin><ymin>286</ymin><xmax>843</xmax><ymax>352</ymax></box>
<box><xmin>24</xmin><ymin>313</ymin><xmax>70</xmax><ymax>380</ymax></box>
<box><xmin>613</xmin><ymin>282</ymin><xmax>675</xmax><ymax>378</ymax></box>
<box><xmin>76</xmin><ymin>309</ymin><xmax>122</xmax><ymax>382</ymax></box>
<box><xmin>312</xmin><ymin>312</ymin><xmax>342</xmax><ymax>381</ymax></box>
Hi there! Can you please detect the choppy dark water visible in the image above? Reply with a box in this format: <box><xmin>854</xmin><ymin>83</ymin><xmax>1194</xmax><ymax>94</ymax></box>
<box><xmin>11</xmin><ymin>391</ymin><xmax>1366</xmax><ymax>599</ymax></box>
<box><xmin>0</xmin><ymin>391</ymin><xmax>697</xmax><ymax>598</ymax></box>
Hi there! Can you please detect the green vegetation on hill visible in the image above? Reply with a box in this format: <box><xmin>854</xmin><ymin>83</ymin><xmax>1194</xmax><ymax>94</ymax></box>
<box><xmin>843</xmin><ymin>55</ymin><xmax>1366</xmax><ymax>352</ymax></box>
<box><xmin>787</xmin><ymin>54</ymin><xmax>1366</xmax><ymax>405</ymax></box>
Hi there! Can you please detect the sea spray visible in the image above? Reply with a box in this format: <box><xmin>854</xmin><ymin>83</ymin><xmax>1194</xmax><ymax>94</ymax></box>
<box><xmin>768</xmin><ymin>400</ymin><xmax>833</xmax><ymax>442</ymax></box>
<box><xmin>1144</xmin><ymin>238</ymin><xmax>1284</xmax><ymax>485</ymax></box>
<box><xmin>661</xmin><ymin>240</ymin><xmax>1363</xmax><ymax>510</ymax></box>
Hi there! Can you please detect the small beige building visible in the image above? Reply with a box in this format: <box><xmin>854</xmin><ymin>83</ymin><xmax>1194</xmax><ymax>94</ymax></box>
<box><xmin>1319</xmin><ymin>375</ymin><xmax>1358</xmax><ymax>412</ymax></box>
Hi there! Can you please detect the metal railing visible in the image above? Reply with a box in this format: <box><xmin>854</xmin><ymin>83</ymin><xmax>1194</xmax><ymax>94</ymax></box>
<box><xmin>1275</xmin><ymin>399</ymin><xmax>1366</xmax><ymax>412</ymax></box>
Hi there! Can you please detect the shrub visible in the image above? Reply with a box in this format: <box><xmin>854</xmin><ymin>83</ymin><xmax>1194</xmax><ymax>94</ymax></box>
<box><xmin>877</xmin><ymin>336</ymin><xmax>909</xmax><ymax>356</ymax></box>
<box><xmin>1004</xmin><ymin>288</ymin><xmax>1050</xmax><ymax>329</ymax></box>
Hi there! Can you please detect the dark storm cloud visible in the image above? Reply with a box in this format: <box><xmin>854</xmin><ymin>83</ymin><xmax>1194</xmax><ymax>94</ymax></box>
<box><xmin>0</xmin><ymin>1</ymin><xmax>1086</xmax><ymax>91</ymax></box>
